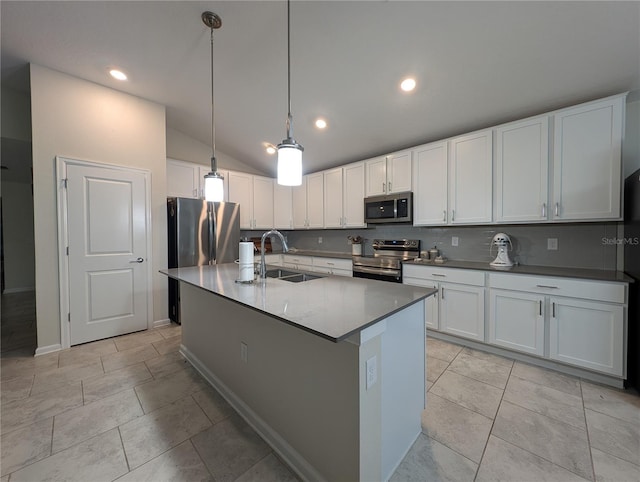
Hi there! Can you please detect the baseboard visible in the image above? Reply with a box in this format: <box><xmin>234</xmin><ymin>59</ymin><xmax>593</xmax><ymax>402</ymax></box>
<box><xmin>2</xmin><ymin>287</ymin><xmax>35</xmax><ymax>294</ymax></box>
<box><xmin>152</xmin><ymin>318</ymin><xmax>171</xmax><ymax>329</ymax></box>
<box><xmin>35</xmin><ymin>344</ymin><xmax>62</xmax><ymax>356</ymax></box>
<box><xmin>180</xmin><ymin>345</ymin><xmax>326</xmax><ymax>482</ymax></box>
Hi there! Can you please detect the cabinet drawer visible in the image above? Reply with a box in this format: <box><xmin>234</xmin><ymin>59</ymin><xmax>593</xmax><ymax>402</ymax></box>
<box><xmin>403</xmin><ymin>265</ymin><xmax>485</xmax><ymax>286</ymax></box>
<box><xmin>282</xmin><ymin>255</ymin><xmax>313</xmax><ymax>267</ymax></box>
<box><xmin>489</xmin><ymin>273</ymin><xmax>625</xmax><ymax>304</ymax></box>
<box><xmin>313</xmin><ymin>257</ymin><xmax>352</xmax><ymax>271</ymax></box>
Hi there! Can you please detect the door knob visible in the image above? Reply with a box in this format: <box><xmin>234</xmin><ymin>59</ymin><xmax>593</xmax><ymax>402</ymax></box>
<box><xmin>129</xmin><ymin>257</ymin><xmax>144</xmax><ymax>263</ymax></box>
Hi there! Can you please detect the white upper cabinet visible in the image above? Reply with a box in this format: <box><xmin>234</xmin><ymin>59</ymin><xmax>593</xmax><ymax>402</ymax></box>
<box><xmin>273</xmin><ymin>183</ymin><xmax>293</xmax><ymax>230</ymax></box>
<box><xmin>228</xmin><ymin>171</ymin><xmax>254</xmax><ymax>229</ymax></box>
<box><xmin>551</xmin><ymin>95</ymin><xmax>624</xmax><ymax>221</ymax></box>
<box><xmin>323</xmin><ymin>162</ymin><xmax>366</xmax><ymax>229</ymax></box>
<box><xmin>167</xmin><ymin>159</ymin><xmax>200</xmax><ymax>199</ymax></box>
<box><xmin>449</xmin><ymin>129</ymin><xmax>493</xmax><ymax>224</ymax></box>
<box><xmin>365</xmin><ymin>150</ymin><xmax>412</xmax><ymax>196</ymax></box>
<box><xmin>252</xmin><ymin>176</ymin><xmax>274</xmax><ymax>230</ymax></box>
<box><xmin>342</xmin><ymin>162</ymin><xmax>366</xmax><ymax>228</ymax></box>
<box><xmin>292</xmin><ymin>173</ymin><xmax>324</xmax><ymax>229</ymax></box>
<box><xmin>495</xmin><ymin>116</ymin><xmax>549</xmax><ymax>222</ymax></box>
<box><xmin>323</xmin><ymin>167</ymin><xmax>344</xmax><ymax>228</ymax></box>
<box><xmin>413</xmin><ymin>141</ymin><xmax>448</xmax><ymax>225</ymax></box>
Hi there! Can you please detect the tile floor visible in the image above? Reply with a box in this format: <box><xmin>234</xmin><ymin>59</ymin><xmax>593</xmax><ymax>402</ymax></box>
<box><xmin>1</xmin><ymin>292</ymin><xmax>639</xmax><ymax>481</ymax></box>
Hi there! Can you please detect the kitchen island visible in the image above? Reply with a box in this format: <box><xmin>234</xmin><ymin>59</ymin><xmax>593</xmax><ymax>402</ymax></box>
<box><xmin>162</xmin><ymin>264</ymin><xmax>436</xmax><ymax>482</ymax></box>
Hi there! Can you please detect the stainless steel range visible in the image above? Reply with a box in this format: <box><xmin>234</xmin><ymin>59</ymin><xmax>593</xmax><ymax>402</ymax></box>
<box><xmin>352</xmin><ymin>239</ymin><xmax>420</xmax><ymax>283</ymax></box>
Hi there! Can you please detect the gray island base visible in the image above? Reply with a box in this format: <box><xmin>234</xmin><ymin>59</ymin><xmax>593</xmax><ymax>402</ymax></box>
<box><xmin>162</xmin><ymin>264</ymin><xmax>436</xmax><ymax>481</ymax></box>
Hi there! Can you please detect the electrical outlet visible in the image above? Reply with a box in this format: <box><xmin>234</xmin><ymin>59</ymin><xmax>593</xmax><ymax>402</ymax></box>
<box><xmin>318</xmin><ymin>236</ymin><xmax>323</xmax><ymax>244</ymax></box>
<box><xmin>451</xmin><ymin>236</ymin><xmax>459</xmax><ymax>247</ymax></box>
<box><xmin>366</xmin><ymin>356</ymin><xmax>377</xmax><ymax>390</ymax></box>
<box><xmin>240</xmin><ymin>342</ymin><xmax>248</xmax><ymax>363</ymax></box>
<box><xmin>547</xmin><ymin>238</ymin><xmax>558</xmax><ymax>250</ymax></box>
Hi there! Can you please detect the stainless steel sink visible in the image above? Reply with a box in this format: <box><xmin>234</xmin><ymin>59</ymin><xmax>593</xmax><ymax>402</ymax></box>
<box><xmin>265</xmin><ymin>268</ymin><xmax>323</xmax><ymax>283</ymax></box>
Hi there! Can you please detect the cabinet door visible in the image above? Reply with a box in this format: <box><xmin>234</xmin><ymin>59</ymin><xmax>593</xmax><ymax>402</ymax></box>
<box><xmin>365</xmin><ymin>156</ymin><xmax>387</xmax><ymax>196</ymax></box>
<box><xmin>323</xmin><ymin>168</ymin><xmax>344</xmax><ymax>228</ymax></box>
<box><xmin>167</xmin><ymin>159</ymin><xmax>198</xmax><ymax>198</ymax></box>
<box><xmin>343</xmin><ymin>162</ymin><xmax>366</xmax><ymax>228</ymax></box>
<box><xmin>549</xmin><ymin>297</ymin><xmax>624</xmax><ymax>376</ymax></box>
<box><xmin>198</xmin><ymin>167</ymin><xmax>229</xmax><ymax>201</ymax></box>
<box><xmin>387</xmin><ymin>150</ymin><xmax>412</xmax><ymax>193</ymax></box>
<box><xmin>291</xmin><ymin>182</ymin><xmax>307</xmax><ymax>229</ymax></box>
<box><xmin>449</xmin><ymin>130</ymin><xmax>493</xmax><ymax>224</ymax></box>
<box><xmin>274</xmin><ymin>183</ymin><xmax>293</xmax><ymax>230</ymax></box>
<box><xmin>496</xmin><ymin>116</ymin><xmax>549</xmax><ymax>222</ymax></box>
<box><xmin>440</xmin><ymin>283</ymin><xmax>485</xmax><ymax>341</ymax></box>
<box><xmin>228</xmin><ymin>171</ymin><xmax>254</xmax><ymax>229</ymax></box>
<box><xmin>552</xmin><ymin>96</ymin><xmax>623</xmax><ymax>221</ymax></box>
<box><xmin>306</xmin><ymin>172</ymin><xmax>325</xmax><ymax>228</ymax></box>
<box><xmin>413</xmin><ymin>142</ymin><xmax>448</xmax><ymax>225</ymax></box>
<box><xmin>489</xmin><ymin>289</ymin><xmax>544</xmax><ymax>356</ymax></box>
<box><xmin>252</xmin><ymin>176</ymin><xmax>274</xmax><ymax>229</ymax></box>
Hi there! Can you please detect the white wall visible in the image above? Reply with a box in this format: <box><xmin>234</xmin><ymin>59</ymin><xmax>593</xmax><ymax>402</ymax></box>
<box><xmin>1</xmin><ymin>86</ymin><xmax>31</xmax><ymax>142</ymax></box>
<box><xmin>1</xmin><ymin>181</ymin><xmax>35</xmax><ymax>292</ymax></box>
<box><xmin>166</xmin><ymin>127</ymin><xmax>267</xmax><ymax>176</ymax></box>
<box><xmin>30</xmin><ymin>64</ymin><xmax>167</xmax><ymax>349</ymax></box>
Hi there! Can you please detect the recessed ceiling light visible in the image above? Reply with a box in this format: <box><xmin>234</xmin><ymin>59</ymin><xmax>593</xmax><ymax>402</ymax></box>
<box><xmin>109</xmin><ymin>69</ymin><xmax>127</xmax><ymax>81</ymax></box>
<box><xmin>315</xmin><ymin>118</ymin><xmax>327</xmax><ymax>129</ymax></box>
<box><xmin>264</xmin><ymin>144</ymin><xmax>276</xmax><ymax>155</ymax></box>
<box><xmin>400</xmin><ymin>77</ymin><xmax>416</xmax><ymax>92</ymax></box>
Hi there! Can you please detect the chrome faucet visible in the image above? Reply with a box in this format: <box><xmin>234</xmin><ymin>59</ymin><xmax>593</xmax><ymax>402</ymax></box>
<box><xmin>260</xmin><ymin>229</ymin><xmax>289</xmax><ymax>278</ymax></box>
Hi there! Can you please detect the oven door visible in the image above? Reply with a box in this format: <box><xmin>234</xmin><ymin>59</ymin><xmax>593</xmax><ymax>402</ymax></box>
<box><xmin>352</xmin><ymin>265</ymin><xmax>402</xmax><ymax>283</ymax></box>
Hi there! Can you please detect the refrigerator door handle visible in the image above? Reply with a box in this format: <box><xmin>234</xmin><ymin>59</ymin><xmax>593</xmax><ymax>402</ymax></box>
<box><xmin>208</xmin><ymin>205</ymin><xmax>215</xmax><ymax>264</ymax></box>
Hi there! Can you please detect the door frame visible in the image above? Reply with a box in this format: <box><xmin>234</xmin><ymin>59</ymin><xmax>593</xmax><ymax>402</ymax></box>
<box><xmin>56</xmin><ymin>156</ymin><xmax>153</xmax><ymax>349</ymax></box>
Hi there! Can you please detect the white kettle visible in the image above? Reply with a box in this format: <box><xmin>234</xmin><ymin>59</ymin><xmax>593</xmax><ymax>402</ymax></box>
<box><xmin>489</xmin><ymin>233</ymin><xmax>514</xmax><ymax>267</ymax></box>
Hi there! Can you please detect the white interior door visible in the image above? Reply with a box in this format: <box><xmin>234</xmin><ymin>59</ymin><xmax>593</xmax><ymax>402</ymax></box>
<box><xmin>66</xmin><ymin>163</ymin><xmax>149</xmax><ymax>345</ymax></box>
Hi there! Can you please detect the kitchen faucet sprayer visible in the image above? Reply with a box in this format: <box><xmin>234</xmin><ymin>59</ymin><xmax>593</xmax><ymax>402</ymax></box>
<box><xmin>260</xmin><ymin>230</ymin><xmax>289</xmax><ymax>278</ymax></box>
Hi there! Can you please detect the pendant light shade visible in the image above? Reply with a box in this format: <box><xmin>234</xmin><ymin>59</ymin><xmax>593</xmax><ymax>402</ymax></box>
<box><xmin>202</xmin><ymin>11</ymin><xmax>225</xmax><ymax>202</ymax></box>
<box><xmin>204</xmin><ymin>170</ymin><xmax>224</xmax><ymax>202</ymax></box>
<box><xmin>277</xmin><ymin>0</ymin><xmax>303</xmax><ymax>186</ymax></box>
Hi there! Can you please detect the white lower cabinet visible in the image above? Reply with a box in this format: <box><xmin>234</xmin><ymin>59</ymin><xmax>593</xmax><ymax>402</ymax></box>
<box><xmin>403</xmin><ymin>265</ymin><xmax>485</xmax><ymax>341</ymax></box>
<box><xmin>489</xmin><ymin>289</ymin><xmax>544</xmax><ymax>356</ymax></box>
<box><xmin>282</xmin><ymin>255</ymin><xmax>352</xmax><ymax>277</ymax></box>
<box><xmin>549</xmin><ymin>297</ymin><xmax>624</xmax><ymax>376</ymax></box>
<box><xmin>489</xmin><ymin>272</ymin><xmax>627</xmax><ymax>377</ymax></box>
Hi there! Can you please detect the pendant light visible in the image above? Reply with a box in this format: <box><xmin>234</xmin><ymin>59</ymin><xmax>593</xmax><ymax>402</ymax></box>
<box><xmin>202</xmin><ymin>11</ymin><xmax>225</xmax><ymax>202</ymax></box>
<box><xmin>277</xmin><ymin>0</ymin><xmax>303</xmax><ymax>186</ymax></box>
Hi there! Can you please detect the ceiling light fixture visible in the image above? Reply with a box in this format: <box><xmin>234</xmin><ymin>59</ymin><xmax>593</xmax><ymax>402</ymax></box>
<box><xmin>266</xmin><ymin>145</ymin><xmax>277</xmax><ymax>155</ymax></box>
<box><xmin>276</xmin><ymin>0</ymin><xmax>303</xmax><ymax>186</ymax></box>
<box><xmin>109</xmin><ymin>69</ymin><xmax>127</xmax><ymax>81</ymax></box>
<box><xmin>400</xmin><ymin>77</ymin><xmax>416</xmax><ymax>92</ymax></box>
<box><xmin>315</xmin><ymin>118</ymin><xmax>327</xmax><ymax>129</ymax></box>
<box><xmin>202</xmin><ymin>11</ymin><xmax>225</xmax><ymax>203</ymax></box>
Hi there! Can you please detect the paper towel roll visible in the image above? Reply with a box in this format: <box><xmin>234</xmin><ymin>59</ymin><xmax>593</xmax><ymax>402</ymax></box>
<box><xmin>238</xmin><ymin>242</ymin><xmax>255</xmax><ymax>282</ymax></box>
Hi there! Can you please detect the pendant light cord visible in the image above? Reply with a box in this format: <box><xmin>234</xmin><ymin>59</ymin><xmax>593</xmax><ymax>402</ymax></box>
<box><xmin>286</xmin><ymin>0</ymin><xmax>293</xmax><ymax>139</ymax></box>
<box><xmin>210</xmin><ymin>26</ymin><xmax>217</xmax><ymax>172</ymax></box>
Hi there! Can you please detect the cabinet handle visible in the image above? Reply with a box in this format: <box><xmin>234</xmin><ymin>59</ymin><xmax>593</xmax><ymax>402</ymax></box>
<box><xmin>432</xmin><ymin>273</ymin><xmax>446</xmax><ymax>277</ymax></box>
<box><xmin>441</xmin><ymin>287</ymin><xmax>445</xmax><ymax>300</ymax></box>
<box><xmin>552</xmin><ymin>302</ymin><xmax>556</xmax><ymax>318</ymax></box>
<box><xmin>382</xmin><ymin>182</ymin><xmax>386</xmax><ymax>193</ymax></box>
<box><xmin>327</xmin><ymin>262</ymin><xmax>335</xmax><ymax>266</ymax></box>
<box><xmin>542</xmin><ymin>203</ymin><xmax>546</xmax><ymax>218</ymax></box>
<box><xmin>388</xmin><ymin>181</ymin><xmax>392</xmax><ymax>192</ymax></box>
<box><xmin>539</xmin><ymin>300</ymin><xmax>542</xmax><ymax>316</ymax></box>
<box><xmin>555</xmin><ymin>203</ymin><xmax>559</xmax><ymax>217</ymax></box>
<box><xmin>536</xmin><ymin>284</ymin><xmax>558</xmax><ymax>289</ymax></box>
<box><xmin>451</xmin><ymin>210</ymin><xmax>455</xmax><ymax>222</ymax></box>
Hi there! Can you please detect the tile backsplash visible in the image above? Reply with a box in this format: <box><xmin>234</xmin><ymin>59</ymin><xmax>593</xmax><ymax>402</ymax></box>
<box><xmin>243</xmin><ymin>222</ymin><xmax>621</xmax><ymax>270</ymax></box>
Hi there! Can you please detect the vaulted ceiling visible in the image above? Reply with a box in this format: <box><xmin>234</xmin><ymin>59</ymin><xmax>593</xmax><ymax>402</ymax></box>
<box><xmin>2</xmin><ymin>1</ymin><xmax>639</xmax><ymax>176</ymax></box>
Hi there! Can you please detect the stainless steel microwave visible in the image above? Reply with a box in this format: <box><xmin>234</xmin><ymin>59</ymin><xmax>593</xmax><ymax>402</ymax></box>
<box><xmin>364</xmin><ymin>192</ymin><xmax>413</xmax><ymax>224</ymax></box>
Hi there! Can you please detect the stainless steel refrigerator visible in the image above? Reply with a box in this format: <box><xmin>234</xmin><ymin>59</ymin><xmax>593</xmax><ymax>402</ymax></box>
<box><xmin>167</xmin><ymin>197</ymin><xmax>240</xmax><ymax>323</ymax></box>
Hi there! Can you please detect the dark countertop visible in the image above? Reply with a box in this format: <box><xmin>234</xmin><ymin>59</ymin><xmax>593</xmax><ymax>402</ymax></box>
<box><xmin>403</xmin><ymin>259</ymin><xmax>634</xmax><ymax>283</ymax></box>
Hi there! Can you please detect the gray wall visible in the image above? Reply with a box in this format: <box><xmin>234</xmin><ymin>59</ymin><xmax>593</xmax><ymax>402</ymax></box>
<box><xmin>245</xmin><ymin>222</ymin><xmax>620</xmax><ymax>270</ymax></box>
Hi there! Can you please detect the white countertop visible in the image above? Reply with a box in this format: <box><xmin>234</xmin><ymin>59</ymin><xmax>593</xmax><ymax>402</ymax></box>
<box><xmin>162</xmin><ymin>263</ymin><xmax>435</xmax><ymax>342</ymax></box>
